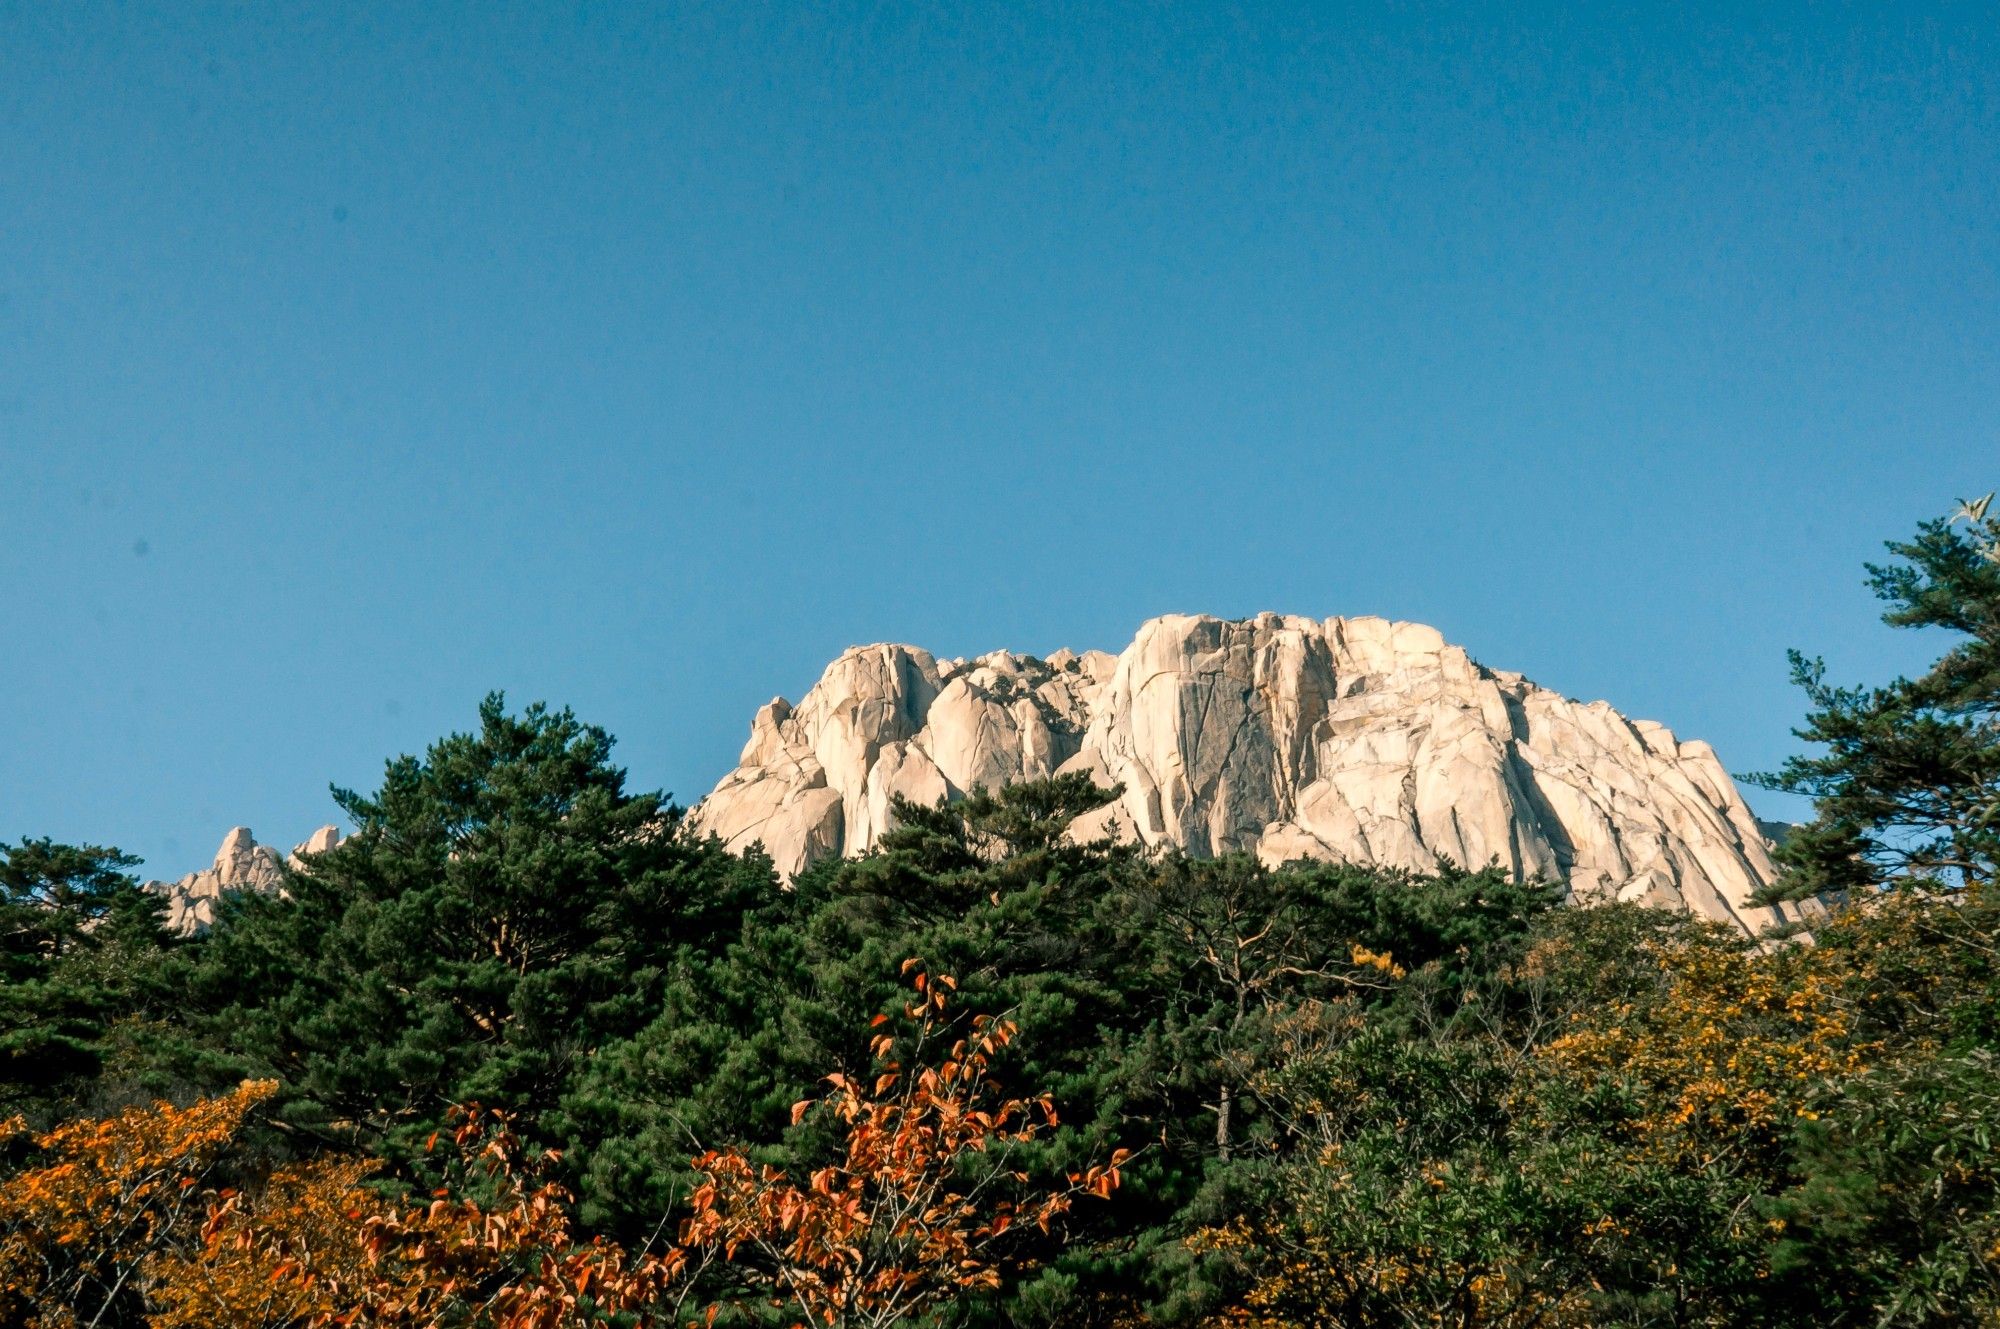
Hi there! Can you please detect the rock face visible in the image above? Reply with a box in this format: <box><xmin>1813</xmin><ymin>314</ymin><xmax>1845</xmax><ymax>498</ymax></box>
<box><xmin>692</xmin><ymin>614</ymin><xmax>1813</xmax><ymax>934</ymax></box>
<box><xmin>148</xmin><ymin>825</ymin><xmax>342</xmax><ymax>934</ymax></box>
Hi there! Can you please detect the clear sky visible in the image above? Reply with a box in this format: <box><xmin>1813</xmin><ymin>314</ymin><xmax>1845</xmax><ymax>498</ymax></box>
<box><xmin>2</xmin><ymin>2</ymin><xmax>1994</xmax><ymax>877</ymax></box>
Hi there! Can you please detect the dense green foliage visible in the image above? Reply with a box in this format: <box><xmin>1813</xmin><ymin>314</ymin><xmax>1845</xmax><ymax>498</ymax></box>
<box><xmin>1225</xmin><ymin>883</ymin><xmax>2000</xmax><ymax>1328</ymax></box>
<box><xmin>5</xmin><ymin>498</ymin><xmax>1998</xmax><ymax>1327</ymax></box>
<box><xmin>1749</xmin><ymin>495</ymin><xmax>2000</xmax><ymax>898</ymax></box>
<box><xmin>169</xmin><ymin>694</ymin><xmax>772</xmax><ymax>1167</ymax></box>
<box><xmin>0</xmin><ymin>837</ymin><xmax>172</xmax><ymax>1106</ymax></box>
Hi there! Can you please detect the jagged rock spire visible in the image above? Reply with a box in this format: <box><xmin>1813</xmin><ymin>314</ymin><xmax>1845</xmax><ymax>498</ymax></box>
<box><xmin>147</xmin><ymin>824</ymin><xmax>342</xmax><ymax>934</ymax></box>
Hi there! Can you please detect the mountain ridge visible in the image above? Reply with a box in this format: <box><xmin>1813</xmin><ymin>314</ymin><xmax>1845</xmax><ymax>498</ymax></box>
<box><xmin>692</xmin><ymin>612</ymin><xmax>1812</xmax><ymax>934</ymax></box>
<box><xmin>144</xmin><ymin>612</ymin><xmax>1813</xmax><ymax>938</ymax></box>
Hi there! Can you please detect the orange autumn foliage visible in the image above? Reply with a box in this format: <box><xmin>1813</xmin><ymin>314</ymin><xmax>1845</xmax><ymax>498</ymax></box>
<box><xmin>0</xmin><ymin>964</ymin><xmax>1106</xmax><ymax>1329</ymax></box>
<box><xmin>0</xmin><ymin>1080</ymin><xmax>680</xmax><ymax>1329</ymax></box>
<box><xmin>155</xmin><ymin>1108</ymin><xmax>694</xmax><ymax>1329</ymax></box>
<box><xmin>679</xmin><ymin>962</ymin><xmax>1125</xmax><ymax>1329</ymax></box>
<box><xmin>0</xmin><ymin>1080</ymin><xmax>278</xmax><ymax>1329</ymax></box>
<box><xmin>326</xmin><ymin>1109</ymin><xmax>693</xmax><ymax>1329</ymax></box>
<box><xmin>147</xmin><ymin>1155</ymin><xmax>384</xmax><ymax>1329</ymax></box>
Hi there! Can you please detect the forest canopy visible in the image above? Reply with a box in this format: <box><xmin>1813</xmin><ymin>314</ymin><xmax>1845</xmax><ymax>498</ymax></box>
<box><xmin>3</xmin><ymin>497</ymin><xmax>1997</xmax><ymax>1329</ymax></box>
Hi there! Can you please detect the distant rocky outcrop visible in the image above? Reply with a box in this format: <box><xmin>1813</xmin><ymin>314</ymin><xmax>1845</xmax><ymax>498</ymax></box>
<box><xmin>692</xmin><ymin>613</ymin><xmax>1814</xmax><ymax>935</ymax></box>
<box><xmin>147</xmin><ymin>824</ymin><xmax>341</xmax><ymax>934</ymax></box>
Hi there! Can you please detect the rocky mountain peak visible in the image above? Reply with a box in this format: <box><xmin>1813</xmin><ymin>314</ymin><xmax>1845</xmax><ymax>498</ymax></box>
<box><xmin>691</xmin><ymin>612</ymin><xmax>1814</xmax><ymax>935</ymax></box>
<box><xmin>147</xmin><ymin>824</ymin><xmax>343</xmax><ymax>934</ymax></box>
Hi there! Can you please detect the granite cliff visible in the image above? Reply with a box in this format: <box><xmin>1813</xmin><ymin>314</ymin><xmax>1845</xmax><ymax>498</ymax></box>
<box><xmin>691</xmin><ymin>613</ymin><xmax>1811</xmax><ymax>934</ymax></box>
<box><xmin>147</xmin><ymin>824</ymin><xmax>341</xmax><ymax>933</ymax></box>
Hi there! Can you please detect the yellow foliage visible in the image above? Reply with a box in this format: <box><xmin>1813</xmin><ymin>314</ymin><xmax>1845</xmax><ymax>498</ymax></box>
<box><xmin>144</xmin><ymin>1155</ymin><xmax>386</xmax><ymax>1329</ymax></box>
<box><xmin>1533</xmin><ymin>891</ymin><xmax>1954</xmax><ymax>1170</ymax></box>
<box><xmin>1192</xmin><ymin>1215</ymin><xmax>1592</xmax><ymax>1329</ymax></box>
<box><xmin>0</xmin><ymin>1080</ymin><xmax>277</xmax><ymax>1329</ymax></box>
<box><xmin>0</xmin><ymin>1085</ymin><xmax>685</xmax><ymax>1327</ymax></box>
<box><xmin>1350</xmin><ymin>947</ymin><xmax>1407</xmax><ymax>981</ymax></box>
<box><xmin>183</xmin><ymin>1108</ymin><xmax>689</xmax><ymax>1329</ymax></box>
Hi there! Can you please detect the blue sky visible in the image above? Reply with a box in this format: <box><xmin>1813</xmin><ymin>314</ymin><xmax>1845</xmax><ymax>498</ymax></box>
<box><xmin>2</xmin><ymin>2</ymin><xmax>1994</xmax><ymax>876</ymax></box>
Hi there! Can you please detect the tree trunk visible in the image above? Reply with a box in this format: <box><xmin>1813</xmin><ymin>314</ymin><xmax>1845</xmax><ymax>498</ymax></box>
<box><xmin>1216</xmin><ymin>985</ymin><xmax>1247</xmax><ymax>1162</ymax></box>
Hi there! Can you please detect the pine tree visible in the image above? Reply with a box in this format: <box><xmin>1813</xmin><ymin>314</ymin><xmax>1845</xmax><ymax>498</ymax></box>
<box><xmin>178</xmin><ymin>693</ymin><xmax>774</xmax><ymax>1164</ymax></box>
<box><xmin>0</xmin><ymin>837</ymin><xmax>170</xmax><ymax>1103</ymax></box>
<box><xmin>1750</xmin><ymin>494</ymin><xmax>2000</xmax><ymax>898</ymax></box>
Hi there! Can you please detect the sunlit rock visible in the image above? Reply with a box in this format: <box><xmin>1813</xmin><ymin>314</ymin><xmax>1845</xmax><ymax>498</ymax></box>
<box><xmin>691</xmin><ymin>613</ymin><xmax>1812</xmax><ymax>934</ymax></box>
<box><xmin>148</xmin><ymin>823</ymin><xmax>341</xmax><ymax>934</ymax></box>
